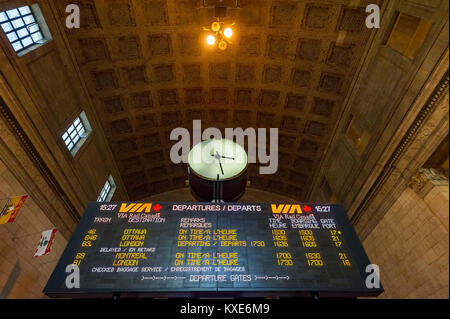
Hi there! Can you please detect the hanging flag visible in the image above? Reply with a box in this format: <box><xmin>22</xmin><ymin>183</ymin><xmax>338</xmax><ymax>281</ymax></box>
<box><xmin>0</xmin><ymin>195</ymin><xmax>28</xmax><ymax>225</ymax></box>
<box><xmin>34</xmin><ymin>228</ymin><xmax>58</xmax><ymax>257</ymax></box>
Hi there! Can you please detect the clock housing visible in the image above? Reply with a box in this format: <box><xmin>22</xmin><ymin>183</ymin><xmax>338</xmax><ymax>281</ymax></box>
<box><xmin>188</xmin><ymin>138</ymin><xmax>248</xmax><ymax>202</ymax></box>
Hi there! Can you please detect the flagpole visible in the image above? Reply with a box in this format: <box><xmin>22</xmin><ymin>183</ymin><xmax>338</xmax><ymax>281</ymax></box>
<box><xmin>0</xmin><ymin>197</ymin><xmax>10</xmax><ymax>218</ymax></box>
<box><xmin>0</xmin><ymin>195</ymin><xmax>27</xmax><ymax>201</ymax></box>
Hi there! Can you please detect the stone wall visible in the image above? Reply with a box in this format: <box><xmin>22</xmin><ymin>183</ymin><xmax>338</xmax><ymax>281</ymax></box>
<box><xmin>308</xmin><ymin>0</ymin><xmax>449</xmax><ymax>240</ymax></box>
<box><xmin>0</xmin><ymin>160</ymin><xmax>67</xmax><ymax>299</ymax></box>
<box><xmin>363</xmin><ymin>172</ymin><xmax>449</xmax><ymax>299</ymax></box>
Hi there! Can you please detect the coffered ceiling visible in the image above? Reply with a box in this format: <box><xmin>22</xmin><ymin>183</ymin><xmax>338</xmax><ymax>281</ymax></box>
<box><xmin>55</xmin><ymin>0</ymin><xmax>381</xmax><ymax>200</ymax></box>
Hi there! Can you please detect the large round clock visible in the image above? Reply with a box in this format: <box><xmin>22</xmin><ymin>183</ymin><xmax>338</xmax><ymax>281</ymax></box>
<box><xmin>188</xmin><ymin>138</ymin><xmax>248</xmax><ymax>202</ymax></box>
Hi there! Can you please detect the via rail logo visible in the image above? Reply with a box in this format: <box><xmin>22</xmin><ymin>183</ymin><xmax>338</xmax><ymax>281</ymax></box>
<box><xmin>117</xmin><ymin>203</ymin><xmax>163</xmax><ymax>214</ymax></box>
<box><xmin>271</xmin><ymin>204</ymin><xmax>313</xmax><ymax>215</ymax></box>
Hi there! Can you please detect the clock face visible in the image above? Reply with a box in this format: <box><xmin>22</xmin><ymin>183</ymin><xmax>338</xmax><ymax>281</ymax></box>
<box><xmin>188</xmin><ymin>138</ymin><xmax>248</xmax><ymax>181</ymax></box>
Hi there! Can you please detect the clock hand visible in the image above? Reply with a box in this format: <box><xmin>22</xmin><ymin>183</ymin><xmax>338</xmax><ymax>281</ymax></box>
<box><xmin>219</xmin><ymin>161</ymin><xmax>224</xmax><ymax>175</ymax></box>
<box><xmin>213</xmin><ymin>152</ymin><xmax>225</xmax><ymax>175</ymax></box>
<box><xmin>214</xmin><ymin>151</ymin><xmax>235</xmax><ymax>161</ymax></box>
<box><xmin>221</xmin><ymin>155</ymin><xmax>235</xmax><ymax>160</ymax></box>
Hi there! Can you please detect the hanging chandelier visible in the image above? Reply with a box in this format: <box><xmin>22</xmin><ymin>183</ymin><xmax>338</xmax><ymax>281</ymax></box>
<box><xmin>203</xmin><ymin>20</ymin><xmax>235</xmax><ymax>51</ymax></box>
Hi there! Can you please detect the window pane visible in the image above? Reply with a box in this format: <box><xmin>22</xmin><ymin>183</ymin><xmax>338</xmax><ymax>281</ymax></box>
<box><xmin>12</xmin><ymin>41</ymin><xmax>23</xmax><ymax>51</ymax></box>
<box><xmin>31</xmin><ymin>31</ymin><xmax>43</xmax><ymax>42</ymax></box>
<box><xmin>7</xmin><ymin>32</ymin><xmax>18</xmax><ymax>42</ymax></box>
<box><xmin>18</xmin><ymin>6</ymin><xmax>31</xmax><ymax>15</ymax></box>
<box><xmin>1</xmin><ymin>22</ymin><xmax>13</xmax><ymax>32</ymax></box>
<box><xmin>78</xmin><ymin>123</ymin><xmax>85</xmax><ymax>132</ymax></box>
<box><xmin>70</xmin><ymin>131</ymin><xmax>78</xmax><ymax>139</ymax></box>
<box><xmin>21</xmin><ymin>36</ymin><xmax>33</xmax><ymax>47</ymax></box>
<box><xmin>11</xmin><ymin>18</ymin><xmax>24</xmax><ymax>29</ymax></box>
<box><xmin>23</xmin><ymin>15</ymin><xmax>35</xmax><ymax>25</ymax></box>
<box><xmin>0</xmin><ymin>12</ymin><xmax>8</xmax><ymax>22</ymax></box>
<box><xmin>28</xmin><ymin>23</ymin><xmax>39</xmax><ymax>33</ymax></box>
<box><xmin>16</xmin><ymin>27</ymin><xmax>28</xmax><ymax>38</ymax></box>
<box><xmin>6</xmin><ymin>9</ymin><xmax>20</xmax><ymax>19</ymax></box>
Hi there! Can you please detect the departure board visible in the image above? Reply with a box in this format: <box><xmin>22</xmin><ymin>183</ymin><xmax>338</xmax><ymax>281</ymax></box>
<box><xmin>44</xmin><ymin>202</ymin><xmax>383</xmax><ymax>298</ymax></box>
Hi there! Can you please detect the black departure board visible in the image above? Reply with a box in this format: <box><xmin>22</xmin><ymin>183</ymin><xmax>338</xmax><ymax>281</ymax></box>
<box><xmin>44</xmin><ymin>202</ymin><xmax>383</xmax><ymax>298</ymax></box>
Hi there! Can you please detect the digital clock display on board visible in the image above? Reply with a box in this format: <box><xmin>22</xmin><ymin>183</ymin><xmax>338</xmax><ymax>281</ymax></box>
<box><xmin>44</xmin><ymin>202</ymin><xmax>383</xmax><ymax>298</ymax></box>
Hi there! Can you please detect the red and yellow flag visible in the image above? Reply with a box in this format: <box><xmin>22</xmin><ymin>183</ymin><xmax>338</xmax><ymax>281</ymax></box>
<box><xmin>0</xmin><ymin>195</ymin><xmax>28</xmax><ymax>225</ymax></box>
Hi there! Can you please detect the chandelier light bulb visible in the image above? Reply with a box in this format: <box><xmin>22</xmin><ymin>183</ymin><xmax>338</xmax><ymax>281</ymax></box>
<box><xmin>206</xmin><ymin>35</ymin><xmax>216</xmax><ymax>45</ymax></box>
<box><xmin>211</xmin><ymin>22</ymin><xmax>221</xmax><ymax>32</ymax></box>
<box><xmin>224</xmin><ymin>27</ymin><xmax>233</xmax><ymax>38</ymax></box>
<box><xmin>218</xmin><ymin>40</ymin><xmax>228</xmax><ymax>50</ymax></box>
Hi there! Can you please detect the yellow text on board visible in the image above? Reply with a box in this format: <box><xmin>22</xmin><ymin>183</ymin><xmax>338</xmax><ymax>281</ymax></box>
<box><xmin>119</xmin><ymin>203</ymin><xmax>153</xmax><ymax>213</ymax></box>
<box><xmin>271</xmin><ymin>204</ymin><xmax>304</xmax><ymax>214</ymax></box>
